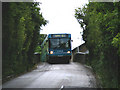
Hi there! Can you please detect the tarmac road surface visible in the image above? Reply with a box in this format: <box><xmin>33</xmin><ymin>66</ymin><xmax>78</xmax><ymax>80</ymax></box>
<box><xmin>2</xmin><ymin>62</ymin><xmax>97</xmax><ymax>89</ymax></box>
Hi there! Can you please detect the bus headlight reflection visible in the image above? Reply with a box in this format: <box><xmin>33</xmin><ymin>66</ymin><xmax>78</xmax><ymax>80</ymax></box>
<box><xmin>67</xmin><ymin>51</ymin><xmax>70</xmax><ymax>53</ymax></box>
<box><xmin>50</xmin><ymin>51</ymin><xmax>53</xmax><ymax>54</ymax></box>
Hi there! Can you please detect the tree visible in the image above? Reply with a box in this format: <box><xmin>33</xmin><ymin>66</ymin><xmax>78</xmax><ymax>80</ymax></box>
<box><xmin>75</xmin><ymin>2</ymin><xmax>119</xmax><ymax>88</ymax></box>
<box><xmin>2</xmin><ymin>2</ymin><xmax>47</xmax><ymax>82</ymax></box>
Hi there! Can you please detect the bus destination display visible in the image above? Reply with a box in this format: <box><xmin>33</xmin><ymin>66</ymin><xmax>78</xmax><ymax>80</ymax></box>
<box><xmin>52</xmin><ymin>34</ymin><xmax>67</xmax><ymax>38</ymax></box>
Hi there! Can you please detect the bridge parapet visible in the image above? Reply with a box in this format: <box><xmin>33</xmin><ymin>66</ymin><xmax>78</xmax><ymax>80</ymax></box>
<box><xmin>72</xmin><ymin>43</ymin><xmax>89</xmax><ymax>64</ymax></box>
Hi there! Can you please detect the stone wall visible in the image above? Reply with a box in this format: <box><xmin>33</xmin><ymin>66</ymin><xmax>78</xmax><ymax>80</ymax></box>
<box><xmin>72</xmin><ymin>43</ymin><xmax>89</xmax><ymax>64</ymax></box>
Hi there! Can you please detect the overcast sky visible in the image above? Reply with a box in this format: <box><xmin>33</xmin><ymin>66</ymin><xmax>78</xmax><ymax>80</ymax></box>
<box><xmin>36</xmin><ymin>0</ymin><xmax>88</xmax><ymax>49</ymax></box>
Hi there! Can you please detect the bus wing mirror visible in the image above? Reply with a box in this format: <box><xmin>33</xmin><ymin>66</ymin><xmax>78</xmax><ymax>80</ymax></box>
<box><xmin>71</xmin><ymin>40</ymin><xmax>73</xmax><ymax>42</ymax></box>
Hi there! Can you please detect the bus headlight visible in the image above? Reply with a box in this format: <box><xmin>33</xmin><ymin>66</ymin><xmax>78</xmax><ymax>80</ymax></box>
<box><xmin>50</xmin><ymin>51</ymin><xmax>53</xmax><ymax>54</ymax></box>
<box><xmin>67</xmin><ymin>51</ymin><xmax>70</xmax><ymax>53</ymax></box>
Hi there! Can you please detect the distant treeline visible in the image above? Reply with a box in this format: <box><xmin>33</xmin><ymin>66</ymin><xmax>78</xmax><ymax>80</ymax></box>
<box><xmin>75</xmin><ymin>2</ymin><xmax>119</xmax><ymax>88</ymax></box>
<box><xmin>2</xmin><ymin>2</ymin><xmax>47</xmax><ymax>82</ymax></box>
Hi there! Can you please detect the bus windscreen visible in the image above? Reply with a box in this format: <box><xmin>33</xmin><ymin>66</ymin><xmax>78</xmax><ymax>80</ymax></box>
<box><xmin>49</xmin><ymin>38</ymin><xmax>70</xmax><ymax>49</ymax></box>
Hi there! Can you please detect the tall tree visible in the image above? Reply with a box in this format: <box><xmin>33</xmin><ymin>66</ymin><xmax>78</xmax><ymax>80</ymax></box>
<box><xmin>75</xmin><ymin>2</ymin><xmax>119</xmax><ymax>88</ymax></box>
<box><xmin>2</xmin><ymin>2</ymin><xmax>47</xmax><ymax>82</ymax></box>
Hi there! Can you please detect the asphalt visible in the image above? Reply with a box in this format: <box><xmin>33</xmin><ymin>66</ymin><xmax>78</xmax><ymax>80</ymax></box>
<box><xmin>2</xmin><ymin>62</ymin><xmax>97</xmax><ymax>89</ymax></box>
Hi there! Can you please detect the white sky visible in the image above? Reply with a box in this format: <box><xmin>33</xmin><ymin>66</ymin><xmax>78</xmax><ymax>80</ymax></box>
<box><xmin>35</xmin><ymin>0</ymin><xmax>88</xmax><ymax>50</ymax></box>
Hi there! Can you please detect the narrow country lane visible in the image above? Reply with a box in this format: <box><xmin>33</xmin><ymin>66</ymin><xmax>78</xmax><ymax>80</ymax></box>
<box><xmin>3</xmin><ymin>62</ymin><xmax>97</xmax><ymax>89</ymax></box>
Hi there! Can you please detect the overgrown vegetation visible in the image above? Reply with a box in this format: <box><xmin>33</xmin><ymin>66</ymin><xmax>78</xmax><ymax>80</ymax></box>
<box><xmin>75</xmin><ymin>2</ymin><xmax>119</xmax><ymax>88</ymax></box>
<box><xmin>35</xmin><ymin>34</ymin><xmax>47</xmax><ymax>54</ymax></box>
<box><xmin>2</xmin><ymin>2</ymin><xmax>47</xmax><ymax>82</ymax></box>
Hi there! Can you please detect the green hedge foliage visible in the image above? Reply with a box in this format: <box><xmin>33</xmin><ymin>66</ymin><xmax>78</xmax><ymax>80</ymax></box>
<box><xmin>2</xmin><ymin>2</ymin><xmax>47</xmax><ymax>82</ymax></box>
<box><xmin>75</xmin><ymin>2</ymin><xmax>119</xmax><ymax>88</ymax></box>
